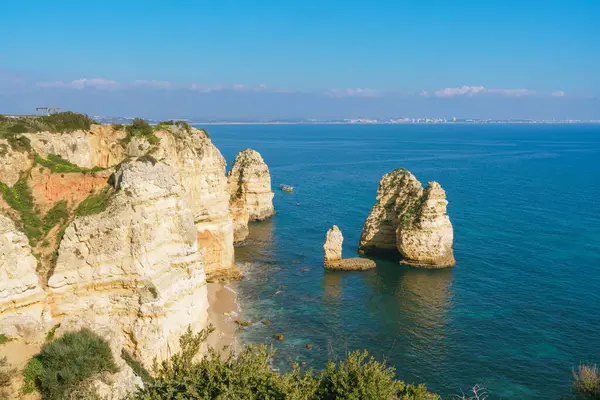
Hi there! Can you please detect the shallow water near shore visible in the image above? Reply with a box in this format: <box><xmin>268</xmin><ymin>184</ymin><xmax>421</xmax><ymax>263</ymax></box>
<box><xmin>205</xmin><ymin>124</ymin><xmax>600</xmax><ymax>399</ymax></box>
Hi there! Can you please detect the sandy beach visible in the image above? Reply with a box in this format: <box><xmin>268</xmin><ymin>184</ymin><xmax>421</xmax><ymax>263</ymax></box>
<box><xmin>206</xmin><ymin>281</ymin><xmax>241</xmax><ymax>352</ymax></box>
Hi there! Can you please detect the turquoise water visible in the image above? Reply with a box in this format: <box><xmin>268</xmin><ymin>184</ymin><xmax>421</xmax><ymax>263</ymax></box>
<box><xmin>206</xmin><ymin>124</ymin><xmax>600</xmax><ymax>399</ymax></box>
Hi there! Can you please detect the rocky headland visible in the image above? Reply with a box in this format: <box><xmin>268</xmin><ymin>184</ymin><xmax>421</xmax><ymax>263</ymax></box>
<box><xmin>358</xmin><ymin>168</ymin><xmax>455</xmax><ymax>268</ymax></box>
<box><xmin>0</xmin><ymin>115</ymin><xmax>274</xmax><ymax>397</ymax></box>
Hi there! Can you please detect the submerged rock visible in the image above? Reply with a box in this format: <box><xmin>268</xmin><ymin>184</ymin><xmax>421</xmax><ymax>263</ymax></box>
<box><xmin>323</xmin><ymin>225</ymin><xmax>376</xmax><ymax>270</ymax></box>
<box><xmin>227</xmin><ymin>149</ymin><xmax>275</xmax><ymax>243</ymax></box>
<box><xmin>358</xmin><ymin>168</ymin><xmax>455</xmax><ymax>268</ymax></box>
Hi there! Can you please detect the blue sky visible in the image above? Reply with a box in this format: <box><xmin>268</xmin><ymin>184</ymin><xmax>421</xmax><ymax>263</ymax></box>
<box><xmin>1</xmin><ymin>0</ymin><xmax>599</xmax><ymax>119</ymax></box>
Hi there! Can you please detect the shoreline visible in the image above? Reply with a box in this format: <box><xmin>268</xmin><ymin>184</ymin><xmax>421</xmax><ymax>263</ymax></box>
<box><xmin>206</xmin><ymin>281</ymin><xmax>241</xmax><ymax>352</ymax></box>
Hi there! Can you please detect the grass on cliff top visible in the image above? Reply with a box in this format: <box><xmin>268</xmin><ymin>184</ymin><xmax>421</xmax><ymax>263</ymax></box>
<box><xmin>573</xmin><ymin>363</ymin><xmax>600</xmax><ymax>399</ymax></box>
<box><xmin>0</xmin><ymin>112</ymin><xmax>93</xmax><ymax>134</ymax></box>
<box><xmin>23</xmin><ymin>328</ymin><xmax>118</xmax><ymax>400</ymax></box>
<box><xmin>35</xmin><ymin>153</ymin><xmax>104</xmax><ymax>174</ymax></box>
<box><xmin>133</xmin><ymin>326</ymin><xmax>439</xmax><ymax>400</ymax></box>
<box><xmin>121</xmin><ymin>118</ymin><xmax>159</xmax><ymax>146</ymax></box>
<box><xmin>75</xmin><ymin>186</ymin><xmax>114</xmax><ymax>217</ymax></box>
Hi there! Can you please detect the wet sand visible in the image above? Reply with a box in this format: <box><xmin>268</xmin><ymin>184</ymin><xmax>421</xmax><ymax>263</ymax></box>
<box><xmin>206</xmin><ymin>281</ymin><xmax>241</xmax><ymax>352</ymax></box>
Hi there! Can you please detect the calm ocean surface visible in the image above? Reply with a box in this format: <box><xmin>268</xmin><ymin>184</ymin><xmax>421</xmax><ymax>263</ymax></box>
<box><xmin>205</xmin><ymin>124</ymin><xmax>600</xmax><ymax>399</ymax></box>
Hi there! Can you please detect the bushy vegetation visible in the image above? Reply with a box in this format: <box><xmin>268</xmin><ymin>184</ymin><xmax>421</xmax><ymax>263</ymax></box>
<box><xmin>0</xmin><ymin>112</ymin><xmax>93</xmax><ymax>135</ymax></box>
<box><xmin>111</xmin><ymin>123</ymin><xmax>124</xmax><ymax>130</ymax></box>
<box><xmin>156</xmin><ymin>120</ymin><xmax>192</xmax><ymax>132</ymax></box>
<box><xmin>122</xmin><ymin>118</ymin><xmax>158</xmax><ymax>145</ymax></box>
<box><xmin>22</xmin><ymin>328</ymin><xmax>118</xmax><ymax>400</ymax></box>
<box><xmin>42</xmin><ymin>201</ymin><xmax>69</xmax><ymax>235</ymax></box>
<box><xmin>75</xmin><ymin>187</ymin><xmax>114</xmax><ymax>217</ymax></box>
<box><xmin>35</xmin><ymin>154</ymin><xmax>103</xmax><ymax>174</ymax></box>
<box><xmin>133</xmin><ymin>327</ymin><xmax>438</xmax><ymax>400</ymax></box>
<box><xmin>0</xmin><ymin>179</ymin><xmax>43</xmax><ymax>245</ymax></box>
<box><xmin>0</xmin><ymin>334</ymin><xmax>10</xmax><ymax>345</ymax></box>
<box><xmin>0</xmin><ymin>132</ymin><xmax>33</xmax><ymax>153</ymax></box>
<box><xmin>0</xmin><ymin>357</ymin><xmax>16</xmax><ymax>399</ymax></box>
<box><xmin>573</xmin><ymin>363</ymin><xmax>600</xmax><ymax>399</ymax></box>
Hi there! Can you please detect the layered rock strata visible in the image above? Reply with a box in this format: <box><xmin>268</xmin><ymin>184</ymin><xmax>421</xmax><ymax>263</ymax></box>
<box><xmin>323</xmin><ymin>225</ymin><xmax>376</xmax><ymax>270</ymax></box>
<box><xmin>0</xmin><ymin>215</ymin><xmax>46</xmax><ymax>340</ymax></box>
<box><xmin>48</xmin><ymin>160</ymin><xmax>209</xmax><ymax>366</ymax></box>
<box><xmin>227</xmin><ymin>149</ymin><xmax>275</xmax><ymax>243</ymax></box>
<box><xmin>153</xmin><ymin>128</ymin><xmax>236</xmax><ymax>280</ymax></box>
<box><xmin>358</xmin><ymin>168</ymin><xmax>455</xmax><ymax>268</ymax></box>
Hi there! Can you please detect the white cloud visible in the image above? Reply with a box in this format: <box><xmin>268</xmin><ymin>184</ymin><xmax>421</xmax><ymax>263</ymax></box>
<box><xmin>325</xmin><ymin>88</ymin><xmax>382</xmax><ymax>97</ymax></box>
<box><xmin>432</xmin><ymin>85</ymin><xmax>536</xmax><ymax>97</ymax></box>
<box><xmin>37</xmin><ymin>78</ymin><xmax>119</xmax><ymax>90</ymax></box>
<box><xmin>552</xmin><ymin>90</ymin><xmax>566</xmax><ymax>97</ymax></box>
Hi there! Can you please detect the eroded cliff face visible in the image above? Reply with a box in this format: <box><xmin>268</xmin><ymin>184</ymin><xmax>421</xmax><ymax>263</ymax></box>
<box><xmin>359</xmin><ymin>168</ymin><xmax>455</xmax><ymax>268</ymax></box>
<box><xmin>227</xmin><ymin>149</ymin><xmax>275</xmax><ymax>243</ymax></box>
<box><xmin>0</xmin><ymin>215</ymin><xmax>45</xmax><ymax>341</ymax></box>
<box><xmin>153</xmin><ymin>128</ymin><xmax>236</xmax><ymax>280</ymax></box>
<box><xmin>48</xmin><ymin>160</ymin><xmax>209</xmax><ymax>366</ymax></box>
<box><xmin>25</xmin><ymin>124</ymin><xmax>126</xmax><ymax>169</ymax></box>
<box><xmin>0</xmin><ymin>138</ymin><xmax>34</xmax><ymax>186</ymax></box>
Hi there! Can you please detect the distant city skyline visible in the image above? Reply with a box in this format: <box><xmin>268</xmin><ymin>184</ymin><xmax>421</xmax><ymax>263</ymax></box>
<box><xmin>1</xmin><ymin>0</ymin><xmax>599</xmax><ymax>119</ymax></box>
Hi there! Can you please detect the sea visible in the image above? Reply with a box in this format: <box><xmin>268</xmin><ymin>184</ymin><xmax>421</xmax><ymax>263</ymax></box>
<box><xmin>204</xmin><ymin>123</ymin><xmax>600</xmax><ymax>399</ymax></box>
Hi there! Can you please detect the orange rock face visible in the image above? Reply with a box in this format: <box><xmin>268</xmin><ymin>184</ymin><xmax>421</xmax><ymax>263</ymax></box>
<box><xmin>29</xmin><ymin>168</ymin><xmax>111</xmax><ymax>213</ymax></box>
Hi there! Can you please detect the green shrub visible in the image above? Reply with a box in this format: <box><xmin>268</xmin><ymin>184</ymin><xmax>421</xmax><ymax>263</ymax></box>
<box><xmin>133</xmin><ymin>327</ymin><xmax>438</xmax><ymax>400</ymax></box>
<box><xmin>45</xmin><ymin>324</ymin><xmax>61</xmax><ymax>342</ymax></box>
<box><xmin>26</xmin><ymin>328</ymin><xmax>118</xmax><ymax>400</ymax></box>
<box><xmin>75</xmin><ymin>187</ymin><xmax>113</xmax><ymax>217</ymax></box>
<box><xmin>7</xmin><ymin>123</ymin><xmax>28</xmax><ymax>134</ymax></box>
<box><xmin>42</xmin><ymin>201</ymin><xmax>69</xmax><ymax>235</ymax></box>
<box><xmin>22</xmin><ymin>357</ymin><xmax>43</xmax><ymax>394</ymax></box>
<box><xmin>6</xmin><ymin>133</ymin><xmax>32</xmax><ymax>153</ymax></box>
<box><xmin>573</xmin><ymin>363</ymin><xmax>600</xmax><ymax>399</ymax></box>
<box><xmin>0</xmin><ymin>179</ymin><xmax>42</xmax><ymax>245</ymax></box>
<box><xmin>121</xmin><ymin>349</ymin><xmax>153</xmax><ymax>385</ymax></box>
<box><xmin>122</xmin><ymin>118</ymin><xmax>158</xmax><ymax>145</ymax></box>
<box><xmin>40</xmin><ymin>111</ymin><xmax>93</xmax><ymax>132</ymax></box>
<box><xmin>111</xmin><ymin>123</ymin><xmax>124</xmax><ymax>130</ymax></box>
<box><xmin>35</xmin><ymin>154</ymin><xmax>102</xmax><ymax>174</ymax></box>
<box><xmin>0</xmin><ymin>334</ymin><xmax>10</xmax><ymax>345</ymax></box>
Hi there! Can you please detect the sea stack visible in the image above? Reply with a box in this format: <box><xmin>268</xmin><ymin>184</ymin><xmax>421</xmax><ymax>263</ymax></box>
<box><xmin>323</xmin><ymin>225</ymin><xmax>343</xmax><ymax>266</ymax></box>
<box><xmin>227</xmin><ymin>149</ymin><xmax>275</xmax><ymax>243</ymax></box>
<box><xmin>323</xmin><ymin>225</ymin><xmax>376</xmax><ymax>270</ymax></box>
<box><xmin>358</xmin><ymin>168</ymin><xmax>455</xmax><ymax>268</ymax></box>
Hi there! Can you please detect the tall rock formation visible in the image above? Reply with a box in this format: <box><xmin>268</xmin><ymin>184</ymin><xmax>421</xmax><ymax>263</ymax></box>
<box><xmin>0</xmin><ymin>215</ymin><xmax>46</xmax><ymax>339</ymax></box>
<box><xmin>323</xmin><ymin>225</ymin><xmax>343</xmax><ymax>266</ymax></box>
<box><xmin>359</xmin><ymin>168</ymin><xmax>455</xmax><ymax>268</ymax></box>
<box><xmin>153</xmin><ymin>128</ymin><xmax>236</xmax><ymax>280</ymax></box>
<box><xmin>227</xmin><ymin>149</ymin><xmax>275</xmax><ymax>243</ymax></box>
<box><xmin>48</xmin><ymin>160</ymin><xmax>209</xmax><ymax>365</ymax></box>
<box><xmin>323</xmin><ymin>225</ymin><xmax>376</xmax><ymax>270</ymax></box>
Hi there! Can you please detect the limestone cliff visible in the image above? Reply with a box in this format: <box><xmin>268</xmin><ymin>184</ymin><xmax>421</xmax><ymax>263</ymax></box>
<box><xmin>48</xmin><ymin>160</ymin><xmax>209</xmax><ymax>366</ymax></box>
<box><xmin>227</xmin><ymin>149</ymin><xmax>275</xmax><ymax>243</ymax></box>
<box><xmin>25</xmin><ymin>124</ymin><xmax>126</xmax><ymax>169</ymax></box>
<box><xmin>153</xmin><ymin>127</ymin><xmax>236</xmax><ymax>280</ymax></box>
<box><xmin>0</xmin><ymin>138</ymin><xmax>34</xmax><ymax>186</ymax></box>
<box><xmin>0</xmin><ymin>215</ymin><xmax>45</xmax><ymax>340</ymax></box>
<box><xmin>358</xmin><ymin>168</ymin><xmax>455</xmax><ymax>268</ymax></box>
